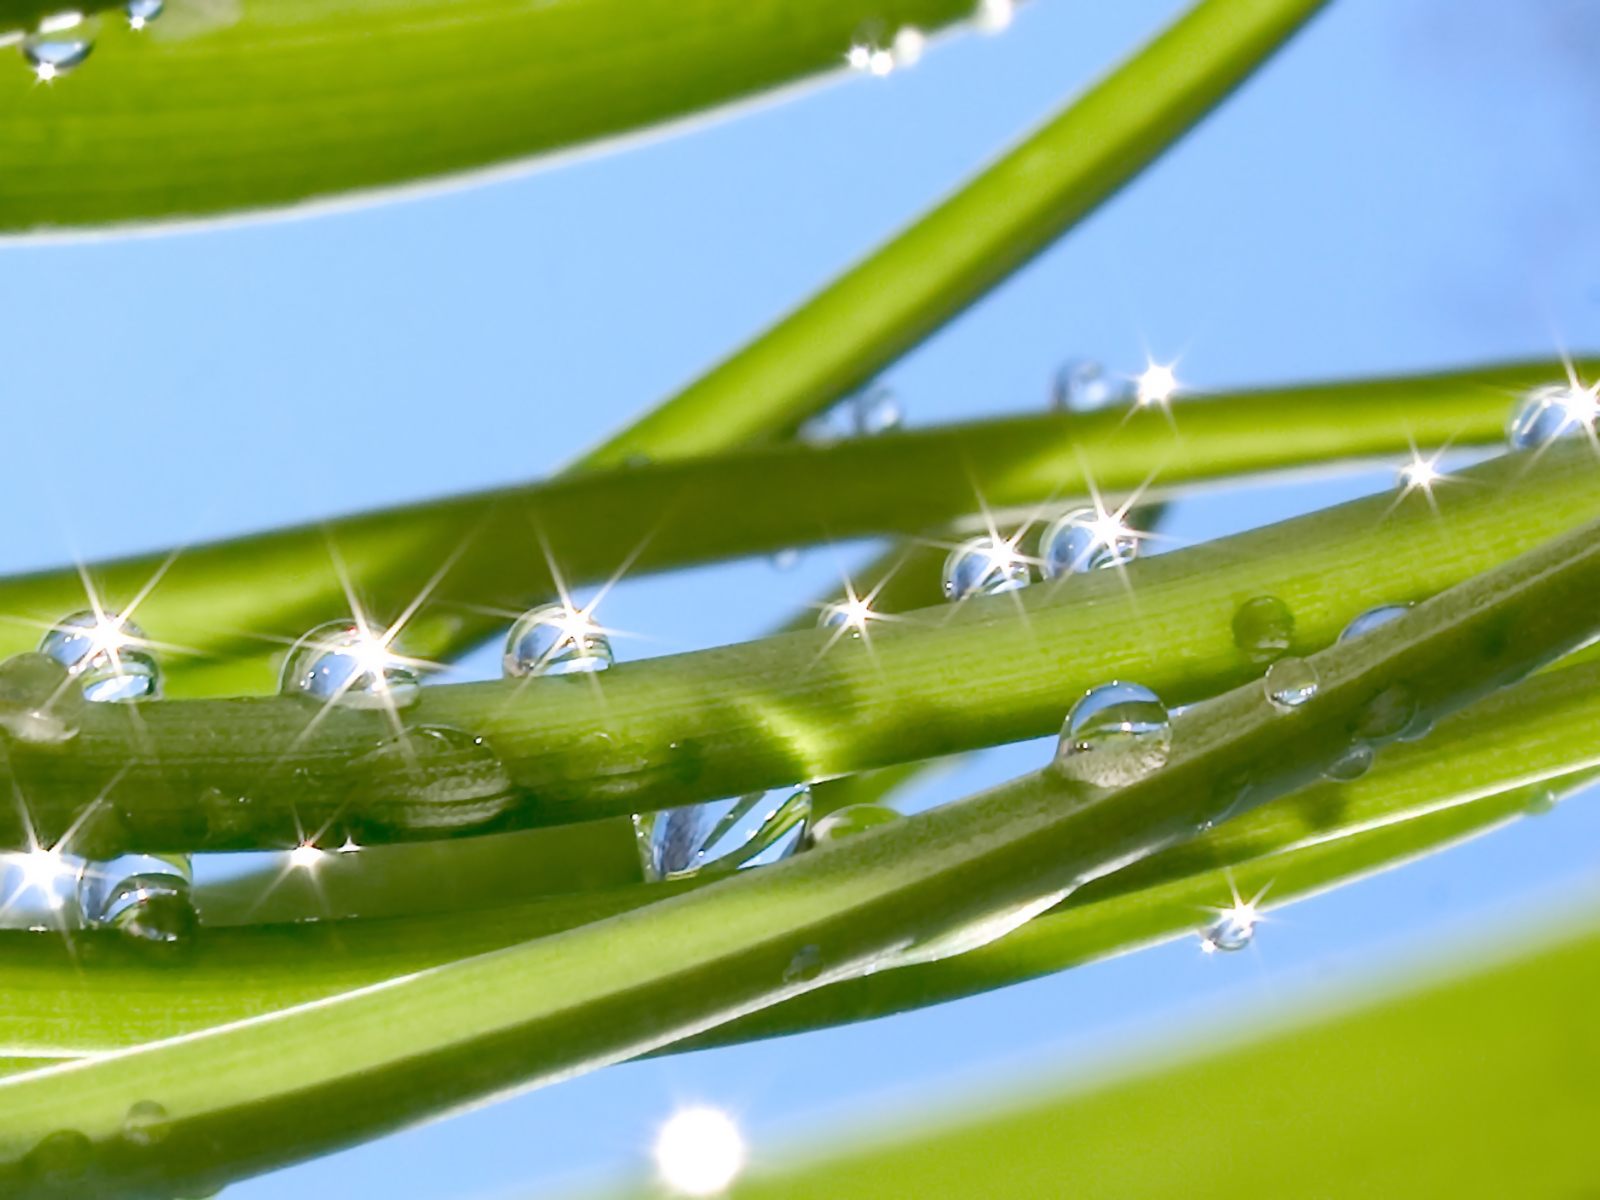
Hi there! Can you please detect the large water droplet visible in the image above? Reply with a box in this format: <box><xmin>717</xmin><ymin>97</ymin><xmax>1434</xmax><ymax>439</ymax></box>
<box><xmin>1039</xmin><ymin>507</ymin><xmax>1136</xmax><ymax>579</ymax></box>
<box><xmin>1263</xmin><ymin>657</ymin><xmax>1318</xmax><ymax>710</ymax></box>
<box><xmin>807</xmin><ymin>803</ymin><xmax>901</xmax><ymax>847</ymax></box>
<box><xmin>502</xmin><ymin>604</ymin><xmax>613</xmax><ymax>677</ymax></box>
<box><xmin>1201</xmin><ymin>909</ymin><xmax>1255</xmax><ymax>953</ymax></box>
<box><xmin>39</xmin><ymin>611</ymin><xmax>161</xmax><ymax>702</ymax></box>
<box><xmin>78</xmin><ymin>853</ymin><xmax>196</xmax><ymax>956</ymax></box>
<box><xmin>1339</xmin><ymin>603</ymin><xmax>1412</xmax><ymax>642</ymax></box>
<box><xmin>1232</xmin><ymin>595</ymin><xmax>1295</xmax><ymax>664</ymax></box>
<box><xmin>1506</xmin><ymin>382</ymin><xmax>1598</xmax><ymax>450</ymax></box>
<box><xmin>635</xmin><ymin>786</ymin><xmax>811</xmax><ymax>881</ymax></box>
<box><xmin>348</xmin><ymin>726</ymin><xmax>513</xmax><ymax>832</ymax></box>
<box><xmin>1323</xmin><ymin>743</ymin><xmax>1375</xmax><ymax>782</ymax></box>
<box><xmin>1054</xmin><ymin>682</ymin><xmax>1171</xmax><ymax>787</ymax></box>
<box><xmin>280</xmin><ymin>619</ymin><xmax>420</xmax><ymax>709</ymax></box>
<box><xmin>0</xmin><ymin>653</ymin><xmax>84</xmax><ymax>743</ymax></box>
<box><xmin>941</xmin><ymin>536</ymin><xmax>1030</xmax><ymax>600</ymax></box>
<box><xmin>1050</xmin><ymin>358</ymin><xmax>1130</xmax><ymax>412</ymax></box>
<box><xmin>124</xmin><ymin>0</ymin><xmax>162</xmax><ymax>28</ymax></box>
<box><xmin>121</xmin><ymin>1100</ymin><xmax>169</xmax><ymax>1147</ymax></box>
<box><xmin>21</xmin><ymin>11</ymin><xmax>97</xmax><ymax>79</ymax></box>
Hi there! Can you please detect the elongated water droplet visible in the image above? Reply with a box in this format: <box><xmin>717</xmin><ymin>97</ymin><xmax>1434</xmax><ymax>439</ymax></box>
<box><xmin>1055</xmin><ymin>682</ymin><xmax>1171</xmax><ymax>787</ymax></box>
<box><xmin>1039</xmin><ymin>507</ymin><xmax>1136</xmax><ymax>579</ymax></box>
<box><xmin>502</xmin><ymin>604</ymin><xmax>612</xmax><ymax>677</ymax></box>
<box><xmin>635</xmin><ymin>786</ymin><xmax>811</xmax><ymax>881</ymax></box>
<box><xmin>1339</xmin><ymin>603</ymin><xmax>1412</xmax><ymax>642</ymax></box>
<box><xmin>942</xmin><ymin>536</ymin><xmax>1029</xmax><ymax>600</ymax></box>
<box><xmin>123</xmin><ymin>0</ymin><xmax>161</xmax><ymax>28</ymax></box>
<box><xmin>121</xmin><ymin>1100</ymin><xmax>169</xmax><ymax>1147</ymax></box>
<box><xmin>348</xmin><ymin>726</ymin><xmax>513</xmax><ymax>832</ymax></box>
<box><xmin>21</xmin><ymin>11</ymin><xmax>96</xmax><ymax>79</ymax></box>
<box><xmin>784</xmin><ymin>943</ymin><xmax>824</xmax><ymax>984</ymax></box>
<box><xmin>0</xmin><ymin>653</ymin><xmax>84</xmax><ymax>743</ymax></box>
<box><xmin>78</xmin><ymin>854</ymin><xmax>196</xmax><ymax>956</ymax></box>
<box><xmin>1263</xmin><ymin>657</ymin><xmax>1318</xmax><ymax>710</ymax></box>
<box><xmin>1506</xmin><ymin>382</ymin><xmax>1598</xmax><ymax>450</ymax></box>
<box><xmin>280</xmin><ymin>618</ymin><xmax>420</xmax><ymax>708</ymax></box>
<box><xmin>39</xmin><ymin>611</ymin><xmax>161</xmax><ymax>702</ymax></box>
<box><xmin>1201</xmin><ymin>909</ymin><xmax>1255</xmax><ymax>953</ymax></box>
<box><xmin>808</xmin><ymin>803</ymin><xmax>901</xmax><ymax>847</ymax></box>
<box><xmin>1323</xmin><ymin>743</ymin><xmax>1375</xmax><ymax>782</ymax></box>
<box><xmin>1050</xmin><ymin>358</ymin><xmax>1130</xmax><ymax>412</ymax></box>
<box><xmin>1232</xmin><ymin>595</ymin><xmax>1295</xmax><ymax>664</ymax></box>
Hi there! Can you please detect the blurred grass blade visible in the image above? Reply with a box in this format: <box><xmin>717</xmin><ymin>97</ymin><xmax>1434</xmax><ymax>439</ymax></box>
<box><xmin>2</xmin><ymin>500</ymin><xmax>1597</xmax><ymax>1195</ymax></box>
<box><xmin>581</xmin><ymin>0</ymin><xmax>1331</xmax><ymax>467</ymax></box>
<box><xmin>651</xmin><ymin>912</ymin><xmax>1600</xmax><ymax>1199</ymax></box>
<box><xmin>0</xmin><ymin>360</ymin><xmax>1550</xmax><ymax>699</ymax></box>
<box><xmin>9</xmin><ymin>439</ymin><xmax>1599</xmax><ymax>854</ymax></box>
<box><xmin>0</xmin><ymin>0</ymin><xmax>975</xmax><ymax>232</ymax></box>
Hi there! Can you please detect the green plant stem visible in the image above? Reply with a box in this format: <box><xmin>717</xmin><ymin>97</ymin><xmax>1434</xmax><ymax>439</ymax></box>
<box><xmin>6</xmin><ymin>440</ymin><xmax>1597</xmax><ymax>855</ymax></box>
<box><xmin>3</xmin><ymin>479</ymin><xmax>1597</xmax><ymax>1196</ymax></box>
<box><xmin>580</xmin><ymin>0</ymin><xmax>1333</xmax><ymax>467</ymax></box>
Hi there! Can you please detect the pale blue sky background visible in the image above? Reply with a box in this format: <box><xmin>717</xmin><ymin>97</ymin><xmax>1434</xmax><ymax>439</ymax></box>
<box><xmin>3</xmin><ymin>0</ymin><xmax>1600</xmax><ymax>1194</ymax></box>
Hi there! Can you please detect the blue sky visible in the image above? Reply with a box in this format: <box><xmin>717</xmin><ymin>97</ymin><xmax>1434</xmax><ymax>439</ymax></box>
<box><xmin>2</xmin><ymin>0</ymin><xmax>1598</xmax><ymax>1194</ymax></box>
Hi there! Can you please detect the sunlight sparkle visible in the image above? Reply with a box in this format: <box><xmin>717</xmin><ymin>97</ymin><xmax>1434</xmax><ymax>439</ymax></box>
<box><xmin>655</xmin><ymin>1107</ymin><xmax>745</xmax><ymax>1196</ymax></box>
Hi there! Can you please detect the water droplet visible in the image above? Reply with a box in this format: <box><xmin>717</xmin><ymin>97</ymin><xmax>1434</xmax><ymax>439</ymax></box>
<box><xmin>1339</xmin><ymin>603</ymin><xmax>1412</xmax><ymax>642</ymax></box>
<box><xmin>784</xmin><ymin>944</ymin><xmax>824</xmax><ymax>984</ymax></box>
<box><xmin>23</xmin><ymin>1129</ymin><xmax>92</xmax><ymax>1187</ymax></box>
<box><xmin>1054</xmin><ymin>682</ymin><xmax>1171</xmax><ymax>787</ymax></box>
<box><xmin>1353</xmin><ymin>684</ymin><xmax>1419</xmax><ymax>740</ymax></box>
<box><xmin>78</xmin><ymin>854</ymin><xmax>197</xmax><ymax>956</ymax></box>
<box><xmin>38</xmin><ymin>611</ymin><xmax>161</xmax><ymax>702</ymax></box>
<box><xmin>1039</xmin><ymin>507</ymin><xmax>1137</xmax><ymax>579</ymax></box>
<box><xmin>280</xmin><ymin>618</ymin><xmax>421</xmax><ymax>708</ymax></box>
<box><xmin>121</xmin><ymin>1100</ymin><xmax>169</xmax><ymax>1147</ymax></box>
<box><xmin>891</xmin><ymin>25</ymin><xmax>924</xmax><ymax>68</ymax></box>
<box><xmin>1525</xmin><ymin>787</ymin><xmax>1558</xmax><ymax>816</ymax></box>
<box><xmin>635</xmin><ymin>786</ymin><xmax>811</xmax><ymax>881</ymax></box>
<box><xmin>807</xmin><ymin>803</ymin><xmax>901</xmax><ymax>846</ymax></box>
<box><xmin>800</xmin><ymin>385</ymin><xmax>903</xmax><ymax>442</ymax></box>
<box><xmin>1263</xmin><ymin>657</ymin><xmax>1318</xmax><ymax>710</ymax></box>
<box><xmin>502</xmin><ymin>604</ymin><xmax>613</xmax><ymax>677</ymax></box>
<box><xmin>1323</xmin><ymin>743</ymin><xmax>1375</xmax><ymax>782</ymax></box>
<box><xmin>1506</xmin><ymin>382</ymin><xmax>1598</xmax><ymax>450</ymax></box>
<box><xmin>973</xmin><ymin>0</ymin><xmax>1012</xmax><ymax>33</ymax></box>
<box><xmin>0</xmin><ymin>652</ymin><xmax>83</xmax><ymax>743</ymax></box>
<box><xmin>1232</xmin><ymin>595</ymin><xmax>1295</xmax><ymax>664</ymax></box>
<box><xmin>941</xmin><ymin>536</ymin><xmax>1030</xmax><ymax>600</ymax></box>
<box><xmin>347</xmin><ymin>726</ymin><xmax>513</xmax><ymax>832</ymax></box>
<box><xmin>21</xmin><ymin>11</ymin><xmax>96</xmax><ymax>79</ymax></box>
<box><xmin>124</xmin><ymin>0</ymin><xmax>161</xmax><ymax>28</ymax></box>
<box><xmin>769</xmin><ymin>547</ymin><xmax>802</xmax><ymax>572</ymax></box>
<box><xmin>1201</xmin><ymin>909</ymin><xmax>1255</xmax><ymax>953</ymax></box>
<box><xmin>1050</xmin><ymin>358</ymin><xmax>1130</xmax><ymax>412</ymax></box>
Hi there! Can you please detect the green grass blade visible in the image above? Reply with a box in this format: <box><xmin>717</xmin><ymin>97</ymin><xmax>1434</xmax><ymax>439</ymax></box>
<box><xmin>0</xmin><ymin>498</ymin><xmax>1596</xmax><ymax>1195</ymax></box>
<box><xmin>580</xmin><ymin>0</ymin><xmax>1332</xmax><ymax>467</ymax></box>
<box><xmin>8</xmin><ymin>438</ymin><xmax>1597</xmax><ymax>855</ymax></box>
<box><xmin>0</xmin><ymin>0</ymin><xmax>973</xmax><ymax>232</ymax></box>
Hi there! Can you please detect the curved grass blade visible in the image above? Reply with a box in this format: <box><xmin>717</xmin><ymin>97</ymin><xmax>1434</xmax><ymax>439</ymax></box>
<box><xmin>1</xmin><ymin>497</ymin><xmax>1597</xmax><ymax>1195</ymax></box>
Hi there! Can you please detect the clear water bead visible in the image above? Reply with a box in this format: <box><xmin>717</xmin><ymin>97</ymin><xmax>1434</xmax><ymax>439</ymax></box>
<box><xmin>348</xmin><ymin>726</ymin><xmax>513</xmax><ymax>832</ymax></box>
<box><xmin>636</xmin><ymin>786</ymin><xmax>811</xmax><ymax>881</ymax></box>
<box><xmin>1323</xmin><ymin>743</ymin><xmax>1375</xmax><ymax>782</ymax></box>
<box><xmin>39</xmin><ymin>611</ymin><xmax>161</xmax><ymax>702</ymax></box>
<box><xmin>21</xmin><ymin>11</ymin><xmax>96</xmax><ymax>77</ymax></box>
<box><xmin>1201</xmin><ymin>909</ymin><xmax>1255</xmax><ymax>953</ymax></box>
<box><xmin>942</xmin><ymin>536</ymin><xmax>1029</xmax><ymax>601</ymax></box>
<box><xmin>1506</xmin><ymin>383</ymin><xmax>1598</xmax><ymax>451</ymax></box>
<box><xmin>808</xmin><ymin>803</ymin><xmax>901</xmax><ymax>847</ymax></box>
<box><xmin>0</xmin><ymin>653</ymin><xmax>84</xmax><ymax>743</ymax></box>
<box><xmin>503</xmin><ymin>604</ymin><xmax>613</xmax><ymax>677</ymax></box>
<box><xmin>1263</xmin><ymin>657</ymin><xmax>1318</xmax><ymax>710</ymax></box>
<box><xmin>121</xmin><ymin>1100</ymin><xmax>169</xmax><ymax>1147</ymax></box>
<box><xmin>280</xmin><ymin>618</ymin><xmax>420</xmax><ymax>708</ymax></box>
<box><xmin>1055</xmin><ymin>682</ymin><xmax>1171</xmax><ymax>787</ymax></box>
<box><xmin>1232</xmin><ymin>595</ymin><xmax>1295</xmax><ymax>664</ymax></box>
<box><xmin>800</xmin><ymin>385</ymin><xmax>903</xmax><ymax>442</ymax></box>
<box><xmin>1051</xmin><ymin>359</ymin><xmax>1130</xmax><ymax>412</ymax></box>
<box><xmin>124</xmin><ymin>0</ymin><xmax>162</xmax><ymax>27</ymax></box>
<box><xmin>78</xmin><ymin>853</ymin><xmax>197</xmax><ymax>955</ymax></box>
<box><xmin>1339</xmin><ymin>603</ymin><xmax>1412</xmax><ymax>642</ymax></box>
<box><xmin>1039</xmin><ymin>508</ymin><xmax>1136</xmax><ymax>579</ymax></box>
